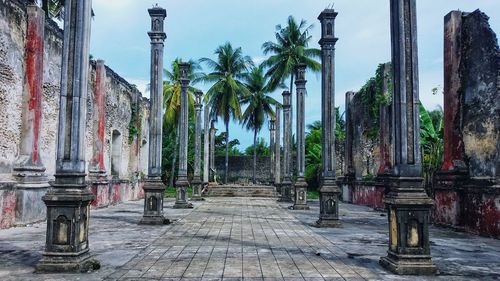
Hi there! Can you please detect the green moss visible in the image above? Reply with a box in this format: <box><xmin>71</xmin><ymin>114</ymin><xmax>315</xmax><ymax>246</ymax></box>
<box><xmin>128</xmin><ymin>103</ymin><xmax>142</xmax><ymax>144</ymax></box>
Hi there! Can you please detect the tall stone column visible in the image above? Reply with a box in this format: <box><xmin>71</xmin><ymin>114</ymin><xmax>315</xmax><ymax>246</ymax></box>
<box><xmin>13</xmin><ymin>5</ymin><xmax>49</xmax><ymax>225</ymax></box>
<box><xmin>140</xmin><ymin>6</ymin><xmax>169</xmax><ymax>225</ymax></box>
<box><xmin>36</xmin><ymin>0</ymin><xmax>99</xmax><ymax>272</ymax></box>
<box><xmin>89</xmin><ymin>60</ymin><xmax>107</xmax><ymax>181</ymax></box>
<box><xmin>292</xmin><ymin>64</ymin><xmax>309</xmax><ymax>210</ymax></box>
<box><xmin>342</xmin><ymin>91</ymin><xmax>356</xmax><ymax>203</ymax></box>
<box><xmin>203</xmin><ymin>103</ymin><xmax>210</xmax><ymax>184</ymax></box>
<box><xmin>379</xmin><ymin>0</ymin><xmax>437</xmax><ymax>275</ymax></box>
<box><xmin>269</xmin><ymin>119</ymin><xmax>276</xmax><ymax>185</ymax></box>
<box><xmin>174</xmin><ymin>63</ymin><xmax>193</xmax><ymax>209</ymax></box>
<box><xmin>279</xmin><ymin>91</ymin><xmax>293</xmax><ymax>202</ymax></box>
<box><xmin>274</xmin><ymin>106</ymin><xmax>281</xmax><ymax>192</ymax></box>
<box><xmin>209</xmin><ymin>120</ymin><xmax>216</xmax><ymax>183</ymax></box>
<box><xmin>316</xmin><ymin>9</ymin><xmax>341</xmax><ymax>227</ymax></box>
<box><xmin>191</xmin><ymin>90</ymin><xmax>204</xmax><ymax>201</ymax></box>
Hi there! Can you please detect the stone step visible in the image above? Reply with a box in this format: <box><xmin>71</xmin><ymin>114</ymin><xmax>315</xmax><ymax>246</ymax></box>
<box><xmin>208</xmin><ymin>185</ymin><xmax>278</xmax><ymax>198</ymax></box>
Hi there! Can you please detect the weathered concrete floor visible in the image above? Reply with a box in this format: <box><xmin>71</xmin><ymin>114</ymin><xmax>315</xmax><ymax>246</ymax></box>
<box><xmin>0</xmin><ymin>198</ymin><xmax>499</xmax><ymax>281</ymax></box>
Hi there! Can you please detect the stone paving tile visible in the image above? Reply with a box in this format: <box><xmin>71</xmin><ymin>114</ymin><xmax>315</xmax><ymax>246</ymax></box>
<box><xmin>1</xmin><ymin>197</ymin><xmax>500</xmax><ymax>280</ymax></box>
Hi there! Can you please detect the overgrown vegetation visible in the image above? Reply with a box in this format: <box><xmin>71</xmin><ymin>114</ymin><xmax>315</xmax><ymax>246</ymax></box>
<box><xmin>128</xmin><ymin>104</ymin><xmax>142</xmax><ymax>144</ymax></box>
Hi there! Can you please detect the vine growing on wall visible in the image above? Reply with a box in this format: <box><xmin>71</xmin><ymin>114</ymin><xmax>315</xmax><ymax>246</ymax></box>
<box><xmin>128</xmin><ymin>103</ymin><xmax>142</xmax><ymax>144</ymax></box>
<box><xmin>358</xmin><ymin>63</ymin><xmax>392</xmax><ymax>140</ymax></box>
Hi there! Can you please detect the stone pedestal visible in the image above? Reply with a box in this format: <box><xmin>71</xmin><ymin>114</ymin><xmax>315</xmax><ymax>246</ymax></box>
<box><xmin>380</xmin><ymin>0</ymin><xmax>436</xmax><ymax>275</ymax></box>
<box><xmin>36</xmin><ymin>0</ymin><xmax>99</xmax><ymax>272</ymax></box>
<box><xmin>139</xmin><ymin>178</ymin><xmax>169</xmax><ymax>224</ymax></box>
<box><xmin>316</xmin><ymin>9</ymin><xmax>341</xmax><ymax>227</ymax></box>
<box><xmin>140</xmin><ymin>6</ymin><xmax>168</xmax><ymax>224</ymax></box>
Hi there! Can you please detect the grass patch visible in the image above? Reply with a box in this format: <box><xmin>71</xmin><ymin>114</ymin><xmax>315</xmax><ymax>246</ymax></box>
<box><xmin>164</xmin><ymin>186</ymin><xmax>193</xmax><ymax>198</ymax></box>
<box><xmin>307</xmin><ymin>190</ymin><xmax>320</xmax><ymax>200</ymax></box>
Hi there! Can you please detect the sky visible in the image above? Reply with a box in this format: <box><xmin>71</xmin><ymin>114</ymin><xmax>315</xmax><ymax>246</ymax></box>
<box><xmin>89</xmin><ymin>0</ymin><xmax>500</xmax><ymax>150</ymax></box>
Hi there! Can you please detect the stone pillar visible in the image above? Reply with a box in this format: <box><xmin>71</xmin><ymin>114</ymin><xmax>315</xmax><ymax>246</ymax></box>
<box><xmin>292</xmin><ymin>64</ymin><xmax>309</xmax><ymax>210</ymax></box>
<box><xmin>316</xmin><ymin>9</ymin><xmax>341</xmax><ymax>227</ymax></box>
<box><xmin>203</xmin><ymin>103</ymin><xmax>210</xmax><ymax>185</ymax></box>
<box><xmin>89</xmin><ymin>60</ymin><xmax>107</xmax><ymax>181</ymax></box>
<box><xmin>140</xmin><ymin>6</ymin><xmax>169</xmax><ymax>225</ymax></box>
<box><xmin>440</xmin><ymin>11</ymin><xmax>467</xmax><ymax>173</ymax></box>
<box><xmin>375</xmin><ymin>63</ymin><xmax>393</xmax><ymax>202</ymax></box>
<box><xmin>36</xmin><ymin>0</ymin><xmax>99</xmax><ymax>272</ymax></box>
<box><xmin>13</xmin><ymin>5</ymin><xmax>49</xmax><ymax>225</ymax></box>
<box><xmin>379</xmin><ymin>0</ymin><xmax>437</xmax><ymax>275</ymax></box>
<box><xmin>342</xmin><ymin>91</ymin><xmax>355</xmax><ymax>203</ymax></box>
<box><xmin>191</xmin><ymin>90</ymin><xmax>204</xmax><ymax>201</ymax></box>
<box><xmin>274</xmin><ymin>106</ymin><xmax>281</xmax><ymax>192</ymax></box>
<box><xmin>279</xmin><ymin>91</ymin><xmax>293</xmax><ymax>202</ymax></box>
<box><xmin>269</xmin><ymin>119</ymin><xmax>276</xmax><ymax>185</ymax></box>
<box><xmin>174</xmin><ymin>63</ymin><xmax>193</xmax><ymax>209</ymax></box>
<box><xmin>209</xmin><ymin>121</ymin><xmax>216</xmax><ymax>183</ymax></box>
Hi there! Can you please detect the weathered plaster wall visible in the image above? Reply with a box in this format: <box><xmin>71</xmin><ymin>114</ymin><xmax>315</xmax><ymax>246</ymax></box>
<box><xmin>215</xmin><ymin>156</ymin><xmax>272</xmax><ymax>184</ymax></box>
<box><xmin>0</xmin><ymin>0</ymin><xmax>150</xmax><ymax>228</ymax></box>
<box><xmin>434</xmin><ymin>10</ymin><xmax>499</xmax><ymax>238</ymax></box>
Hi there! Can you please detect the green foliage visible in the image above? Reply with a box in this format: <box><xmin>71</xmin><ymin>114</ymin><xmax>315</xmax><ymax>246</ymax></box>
<box><xmin>128</xmin><ymin>104</ymin><xmax>142</xmax><ymax>144</ymax></box>
<box><xmin>214</xmin><ymin>132</ymin><xmax>243</xmax><ymax>156</ymax></box>
<box><xmin>358</xmin><ymin>63</ymin><xmax>392</xmax><ymax>140</ymax></box>
<box><xmin>244</xmin><ymin>138</ymin><xmax>270</xmax><ymax>157</ymax></box>
<box><xmin>419</xmin><ymin>102</ymin><xmax>444</xmax><ymax>193</ymax></box>
<box><xmin>262</xmin><ymin>16</ymin><xmax>321</xmax><ymax>93</ymax></box>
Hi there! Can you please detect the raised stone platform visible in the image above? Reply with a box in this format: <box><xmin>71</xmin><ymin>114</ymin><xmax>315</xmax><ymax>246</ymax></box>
<box><xmin>208</xmin><ymin>184</ymin><xmax>278</xmax><ymax>198</ymax></box>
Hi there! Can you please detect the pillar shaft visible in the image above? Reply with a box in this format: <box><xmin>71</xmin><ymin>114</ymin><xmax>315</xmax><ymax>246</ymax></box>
<box><xmin>279</xmin><ymin>91</ymin><xmax>293</xmax><ymax>202</ymax></box>
<box><xmin>344</xmin><ymin>91</ymin><xmax>355</xmax><ymax>177</ymax></box>
<box><xmin>15</xmin><ymin>5</ymin><xmax>46</xmax><ymax>179</ymax></box>
<box><xmin>274</xmin><ymin>107</ymin><xmax>281</xmax><ymax>187</ymax></box>
<box><xmin>192</xmin><ymin>91</ymin><xmax>204</xmax><ymax>200</ymax></box>
<box><xmin>293</xmin><ymin>64</ymin><xmax>309</xmax><ymax>210</ymax></box>
<box><xmin>441</xmin><ymin>11</ymin><xmax>465</xmax><ymax>172</ymax></box>
<box><xmin>269</xmin><ymin>119</ymin><xmax>275</xmax><ymax>184</ymax></box>
<box><xmin>37</xmin><ymin>0</ymin><xmax>98</xmax><ymax>272</ymax></box>
<box><xmin>174</xmin><ymin>63</ymin><xmax>193</xmax><ymax>208</ymax></box>
<box><xmin>203</xmin><ymin>104</ymin><xmax>210</xmax><ymax>183</ymax></box>
<box><xmin>377</xmin><ymin>63</ymin><xmax>393</xmax><ymax>175</ymax></box>
<box><xmin>140</xmin><ymin>6</ymin><xmax>169</xmax><ymax>225</ymax></box>
<box><xmin>209</xmin><ymin>121</ymin><xmax>216</xmax><ymax>182</ymax></box>
<box><xmin>89</xmin><ymin>60</ymin><xmax>107</xmax><ymax>180</ymax></box>
<box><xmin>379</xmin><ymin>0</ymin><xmax>436</xmax><ymax>275</ymax></box>
<box><xmin>316</xmin><ymin>9</ymin><xmax>341</xmax><ymax>227</ymax></box>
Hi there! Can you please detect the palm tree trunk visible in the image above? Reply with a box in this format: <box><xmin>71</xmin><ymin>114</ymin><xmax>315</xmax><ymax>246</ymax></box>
<box><xmin>224</xmin><ymin>122</ymin><xmax>230</xmax><ymax>184</ymax></box>
<box><xmin>169</xmin><ymin>123</ymin><xmax>180</xmax><ymax>187</ymax></box>
<box><xmin>253</xmin><ymin>129</ymin><xmax>257</xmax><ymax>184</ymax></box>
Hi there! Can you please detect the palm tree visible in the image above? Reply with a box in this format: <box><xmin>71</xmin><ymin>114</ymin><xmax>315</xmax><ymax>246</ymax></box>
<box><xmin>29</xmin><ymin>0</ymin><xmax>94</xmax><ymax>19</ymax></box>
<box><xmin>200</xmin><ymin>42</ymin><xmax>253</xmax><ymax>183</ymax></box>
<box><xmin>240</xmin><ymin>65</ymin><xmax>280</xmax><ymax>184</ymax></box>
<box><xmin>262</xmin><ymin>16</ymin><xmax>321</xmax><ymax>93</ymax></box>
<box><xmin>162</xmin><ymin>58</ymin><xmax>203</xmax><ymax>186</ymax></box>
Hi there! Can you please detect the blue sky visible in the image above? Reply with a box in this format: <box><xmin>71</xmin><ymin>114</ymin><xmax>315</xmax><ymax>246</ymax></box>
<box><xmin>89</xmin><ymin>0</ymin><xmax>500</xmax><ymax>150</ymax></box>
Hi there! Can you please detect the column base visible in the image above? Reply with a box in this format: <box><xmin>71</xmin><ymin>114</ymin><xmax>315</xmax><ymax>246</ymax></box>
<box><xmin>317</xmin><ymin>176</ymin><xmax>341</xmax><ymax>227</ymax></box>
<box><xmin>380</xmin><ymin>252</ymin><xmax>437</xmax><ymax>275</ymax></box>
<box><xmin>292</xmin><ymin>177</ymin><xmax>309</xmax><ymax>210</ymax></box>
<box><xmin>174</xmin><ymin>179</ymin><xmax>193</xmax><ymax>209</ymax></box>
<box><xmin>314</xmin><ymin>217</ymin><xmax>341</xmax><ymax>228</ymax></box>
<box><xmin>190</xmin><ymin>179</ymin><xmax>205</xmax><ymax>201</ymax></box>
<box><xmin>36</xmin><ymin>251</ymin><xmax>100</xmax><ymax>273</ymax></box>
<box><xmin>141</xmin><ymin>178</ymin><xmax>167</xmax><ymax>225</ymax></box>
<box><xmin>139</xmin><ymin>215</ymin><xmax>170</xmax><ymax>225</ymax></box>
<box><xmin>278</xmin><ymin>180</ymin><xmax>293</xmax><ymax>202</ymax></box>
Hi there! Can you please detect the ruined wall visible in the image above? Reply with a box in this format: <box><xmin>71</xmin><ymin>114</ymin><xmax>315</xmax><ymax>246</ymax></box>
<box><xmin>434</xmin><ymin>10</ymin><xmax>499</xmax><ymax>238</ymax></box>
<box><xmin>0</xmin><ymin>0</ymin><xmax>149</xmax><ymax>228</ymax></box>
<box><xmin>215</xmin><ymin>156</ymin><xmax>272</xmax><ymax>184</ymax></box>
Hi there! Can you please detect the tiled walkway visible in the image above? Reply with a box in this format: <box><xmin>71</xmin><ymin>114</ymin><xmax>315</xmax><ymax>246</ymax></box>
<box><xmin>0</xmin><ymin>197</ymin><xmax>499</xmax><ymax>280</ymax></box>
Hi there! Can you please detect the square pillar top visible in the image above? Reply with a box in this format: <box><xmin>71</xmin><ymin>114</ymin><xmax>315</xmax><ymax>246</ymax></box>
<box><xmin>318</xmin><ymin>9</ymin><xmax>338</xmax><ymax>45</ymax></box>
<box><xmin>295</xmin><ymin>63</ymin><xmax>307</xmax><ymax>82</ymax></box>
<box><xmin>195</xmin><ymin>90</ymin><xmax>203</xmax><ymax>106</ymax></box>
<box><xmin>148</xmin><ymin>6</ymin><xmax>166</xmax><ymax>40</ymax></box>
<box><xmin>282</xmin><ymin>90</ymin><xmax>291</xmax><ymax>106</ymax></box>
